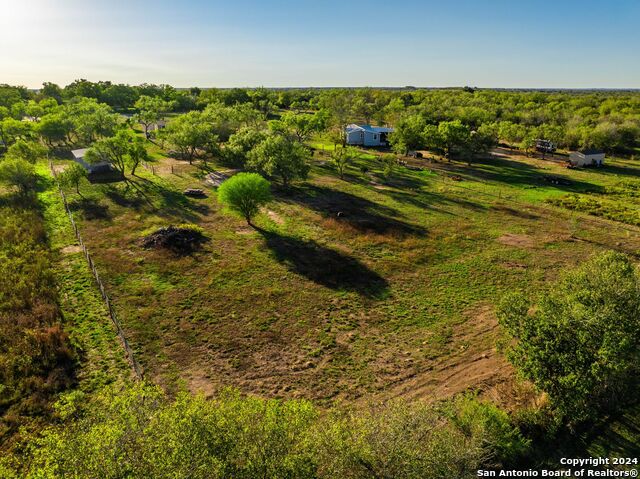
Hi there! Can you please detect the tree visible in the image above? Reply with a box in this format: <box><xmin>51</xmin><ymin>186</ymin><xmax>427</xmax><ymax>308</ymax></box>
<box><xmin>218</xmin><ymin>172</ymin><xmax>272</xmax><ymax>225</ymax></box>
<box><xmin>85</xmin><ymin>130</ymin><xmax>145</xmax><ymax>178</ymax></box>
<box><xmin>0</xmin><ymin>117</ymin><xmax>32</xmax><ymax>149</ymax></box>
<box><xmin>280</xmin><ymin>111</ymin><xmax>328</xmax><ymax>143</ymax></box>
<box><xmin>133</xmin><ymin>95</ymin><xmax>173</xmax><ymax>138</ymax></box>
<box><xmin>331</xmin><ymin>146</ymin><xmax>358</xmax><ymax>179</ymax></box>
<box><xmin>422</xmin><ymin>124</ymin><xmax>444</xmax><ymax>154</ymax></box>
<box><xmin>0</xmin><ymin>158</ymin><xmax>37</xmax><ymax>195</ymax></box>
<box><xmin>66</xmin><ymin>98</ymin><xmax>119</xmax><ymax>145</ymax></box>
<box><xmin>36</xmin><ymin>112</ymin><xmax>74</xmax><ymax>146</ymax></box>
<box><xmin>160</xmin><ymin>111</ymin><xmax>216</xmax><ymax>164</ymax></box>
<box><xmin>389</xmin><ymin>115</ymin><xmax>426</xmax><ymax>154</ymax></box>
<box><xmin>58</xmin><ymin>162</ymin><xmax>88</xmax><ymax>195</ymax></box>
<box><xmin>223</xmin><ymin>126</ymin><xmax>268</xmax><ymax>167</ymax></box>
<box><xmin>498</xmin><ymin>251</ymin><xmax>640</xmax><ymax>424</ymax></box>
<box><xmin>438</xmin><ymin>120</ymin><xmax>471</xmax><ymax>161</ymax></box>
<box><xmin>461</xmin><ymin>130</ymin><xmax>496</xmax><ymax>166</ymax></box>
<box><xmin>5</xmin><ymin>139</ymin><xmax>47</xmax><ymax>163</ymax></box>
<box><xmin>380</xmin><ymin>153</ymin><xmax>397</xmax><ymax>179</ymax></box>
<box><xmin>41</xmin><ymin>82</ymin><xmax>63</xmax><ymax>104</ymax></box>
<box><xmin>127</xmin><ymin>136</ymin><xmax>149</xmax><ymax>175</ymax></box>
<box><xmin>248</xmin><ymin>135</ymin><xmax>311</xmax><ymax>188</ymax></box>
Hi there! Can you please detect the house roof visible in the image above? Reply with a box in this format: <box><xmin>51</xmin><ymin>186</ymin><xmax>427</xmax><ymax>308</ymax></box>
<box><xmin>71</xmin><ymin>148</ymin><xmax>89</xmax><ymax>159</ymax></box>
<box><xmin>346</xmin><ymin>124</ymin><xmax>394</xmax><ymax>133</ymax></box>
<box><xmin>576</xmin><ymin>149</ymin><xmax>605</xmax><ymax>156</ymax></box>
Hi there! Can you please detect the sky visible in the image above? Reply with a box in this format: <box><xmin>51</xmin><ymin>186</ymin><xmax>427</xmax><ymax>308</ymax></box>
<box><xmin>1</xmin><ymin>0</ymin><xmax>639</xmax><ymax>89</ymax></box>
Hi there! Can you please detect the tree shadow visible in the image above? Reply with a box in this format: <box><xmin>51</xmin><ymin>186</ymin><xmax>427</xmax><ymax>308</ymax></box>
<box><xmin>133</xmin><ymin>178</ymin><xmax>210</xmax><ymax>222</ymax></box>
<box><xmin>103</xmin><ymin>184</ymin><xmax>147</xmax><ymax>209</ymax></box>
<box><xmin>491</xmin><ymin>204</ymin><xmax>539</xmax><ymax>220</ymax></box>
<box><xmin>601</xmin><ymin>163</ymin><xmax>640</xmax><ymax>179</ymax></box>
<box><xmin>256</xmin><ymin>227</ymin><xmax>389</xmax><ymax>298</ymax></box>
<box><xmin>282</xmin><ymin>184</ymin><xmax>427</xmax><ymax>237</ymax></box>
<box><xmin>436</xmin><ymin>155</ymin><xmax>603</xmax><ymax>193</ymax></box>
<box><xmin>68</xmin><ymin>197</ymin><xmax>112</xmax><ymax>220</ymax></box>
<box><xmin>101</xmin><ymin>178</ymin><xmax>210</xmax><ymax>223</ymax></box>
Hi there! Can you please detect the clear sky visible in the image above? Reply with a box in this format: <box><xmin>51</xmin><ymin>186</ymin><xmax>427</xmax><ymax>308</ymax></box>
<box><xmin>1</xmin><ymin>0</ymin><xmax>639</xmax><ymax>89</ymax></box>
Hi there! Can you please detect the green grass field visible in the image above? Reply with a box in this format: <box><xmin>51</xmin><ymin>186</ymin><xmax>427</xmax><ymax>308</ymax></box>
<box><xmin>45</xmin><ymin>140</ymin><xmax>640</xmax><ymax>411</ymax></box>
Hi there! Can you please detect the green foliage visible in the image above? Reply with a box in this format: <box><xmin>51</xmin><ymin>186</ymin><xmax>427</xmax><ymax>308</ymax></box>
<box><xmin>85</xmin><ymin>129</ymin><xmax>148</xmax><ymax>177</ymax></box>
<box><xmin>58</xmin><ymin>162</ymin><xmax>88</xmax><ymax>194</ymax></box>
<box><xmin>0</xmin><ymin>157</ymin><xmax>38</xmax><ymax>194</ymax></box>
<box><xmin>5</xmin><ymin>139</ymin><xmax>47</xmax><ymax>164</ymax></box>
<box><xmin>21</xmin><ymin>382</ymin><xmax>521</xmax><ymax>479</ymax></box>
<box><xmin>160</xmin><ymin>110</ymin><xmax>217</xmax><ymax>163</ymax></box>
<box><xmin>0</xmin><ymin>117</ymin><xmax>32</xmax><ymax>148</ymax></box>
<box><xmin>247</xmin><ymin>135</ymin><xmax>311</xmax><ymax>188</ymax></box>
<box><xmin>389</xmin><ymin>115</ymin><xmax>426</xmax><ymax>154</ymax></box>
<box><xmin>498</xmin><ymin>251</ymin><xmax>640</xmax><ymax>424</ymax></box>
<box><xmin>380</xmin><ymin>153</ymin><xmax>397</xmax><ymax>179</ymax></box>
<box><xmin>218</xmin><ymin>172</ymin><xmax>272</xmax><ymax>224</ymax></box>
<box><xmin>450</xmin><ymin>395</ymin><xmax>530</xmax><ymax>464</ymax></box>
<box><xmin>330</xmin><ymin>146</ymin><xmax>358</xmax><ymax>179</ymax></box>
<box><xmin>280</xmin><ymin>111</ymin><xmax>328</xmax><ymax>142</ymax></box>
<box><xmin>223</xmin><ymin>126</ymin><xmax>268</xmax><ymax>167</ymax></box>
<box><xmin>0</xmin><ymin>205</ymin><xmax>76</xmax><ymax>448</ymax></box>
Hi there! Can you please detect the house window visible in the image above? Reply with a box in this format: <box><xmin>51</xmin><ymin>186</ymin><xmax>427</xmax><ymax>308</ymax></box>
<box><xmin>374</xmin><ymin>134</ymin><xmax>378</xmax><ymax>140</ymax></box>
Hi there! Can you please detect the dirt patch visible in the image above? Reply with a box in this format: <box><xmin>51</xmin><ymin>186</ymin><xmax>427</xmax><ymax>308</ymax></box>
<box><xmin>266</xmin><ymin>209</ymin><xmax>284</xmax><ymax>224</ymax></box>
<box><xmin>61</xmin><ymin>244</ymin><xmax>83</xmax><ymax>254</ymax></box>
<box><xmin>52</xmin><ymin>164</ymin><xmax>70</xmax><ymax>175</ymax></box>
<box><xmin>497</xmin><ymin>233</ymin><xmax>535</xmax><ymax>248</ymax></box>
<box><xmin>382</xmin><ymin>305</ymin><xmax>514</xmax><ymax>404</ymax></box>
<box><xmin>206</xmin><ymin>169</ymin><xmax>240</xmax><ymax>187</ymax></box>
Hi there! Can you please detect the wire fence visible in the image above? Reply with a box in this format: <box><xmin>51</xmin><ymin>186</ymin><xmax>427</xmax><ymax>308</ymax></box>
<box><xmin>49</xmin><ymin>159</ymin><xmax>143</xmax><ymax>380</ymax></box>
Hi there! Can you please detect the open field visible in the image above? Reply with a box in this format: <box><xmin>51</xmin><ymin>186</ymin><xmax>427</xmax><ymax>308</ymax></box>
<box><xmin>50</xmin><ymin>143</ymin><xmax>640</xmax><ymax>407</ymax></box>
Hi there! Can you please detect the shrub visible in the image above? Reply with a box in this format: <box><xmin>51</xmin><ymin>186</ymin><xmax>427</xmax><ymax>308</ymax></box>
<box><xmin>0</xmin><ymin>206</ymin><xmax>76</xmax><ymax>451</ymax></box>
<box><xmin>217</xmin><ymin>172</ymin><xmax>272</xmax><ymax>225</ymax></box>
<box><xmin>498</xmin><ymin>251</ymin><xmax>640</xmax><ymax>424</ymax></box>
<box><xmin>20</xmin><ymin>383</ymin><xmax>521</xmax><ymax>479</ymax></box>
<box><xmin>0</xmin><ymin>157</ymin><xmax>38</xmax><ymax>195</ymax></box>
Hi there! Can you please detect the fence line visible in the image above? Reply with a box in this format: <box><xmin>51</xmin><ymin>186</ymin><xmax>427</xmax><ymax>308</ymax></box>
<box><xmin>49</xmin><ymin>159</ymin><xmax>143</xmax><ymax>380</ymax></box>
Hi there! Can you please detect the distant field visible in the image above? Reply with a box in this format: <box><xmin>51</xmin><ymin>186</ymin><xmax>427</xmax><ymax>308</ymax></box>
<box><xmin>48</xmin><ymin>143</ymin><xmax>640</xmax><ymax>407</ymax></box>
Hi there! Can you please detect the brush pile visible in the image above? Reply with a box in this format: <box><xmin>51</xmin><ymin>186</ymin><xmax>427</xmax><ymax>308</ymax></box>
<box><xmin>142</xmin><ymin>224</ymin><xmax>206</xmax><ymax>254</ymax></box>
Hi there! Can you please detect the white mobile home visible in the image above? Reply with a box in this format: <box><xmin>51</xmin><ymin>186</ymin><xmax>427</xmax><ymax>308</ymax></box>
<box><xmin>569</xmin><ymin>149</ymin><xmax>605</xmax><ymax>167</ymax></box>
<box><xmin>71</xmin><ymin>148</ymin><xmax>113</xmax><ymax>174</ymax></box>
<box><xmin>345</xmin><ymin>124</ymin><xmax>394</xmax><ymax>147</ymax></box>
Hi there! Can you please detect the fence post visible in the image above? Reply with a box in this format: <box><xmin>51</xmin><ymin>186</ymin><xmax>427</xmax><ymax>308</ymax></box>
<box><xmin>49</xmin><ymin>159</ymin><xmax>143</xmax><ymax>380</ymax></box>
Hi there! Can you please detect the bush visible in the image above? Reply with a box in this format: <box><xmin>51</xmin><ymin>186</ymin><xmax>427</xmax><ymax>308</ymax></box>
<box><xmin>20</xmin><ymin>383</ymin><xmax>523</xmax><ymax>479</ymax></box>
<box><xmin>0</xmin><ymin>157</ymin><xmax>38</xmax><ymax>195</ymax></box>
<box><xmin>498</xmin><ymin>251</ymin><xmax>640</xmax><ymax>424</ymax></box>
<box><xmin>217</xmin><ymin>172</ymin><xmax>272</xmax><ymax>225</ymax></box>
<box><xmin>0</xmin><ymin>206</ymin><xmax>77</xmax><ymax>450</ymax></box>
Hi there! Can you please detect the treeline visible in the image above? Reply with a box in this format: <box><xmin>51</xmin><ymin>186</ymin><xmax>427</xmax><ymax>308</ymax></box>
<box><xmin>3</xmin><ymin>82</ymin><xmax>639</xmax><ymax>155</ymax></box>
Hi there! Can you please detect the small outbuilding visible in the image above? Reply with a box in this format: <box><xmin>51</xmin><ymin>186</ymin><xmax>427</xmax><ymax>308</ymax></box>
<box><xmin>71</xmin><ymin>148</ymin><xmax>113</xmax><ymax>174</ymax></box>
<box><xmin>569</xmin><ymin>149</ymin><xmax>605</xmax><ymax>167</ymax></box>
<box><xmin>345</xmin><ymin>124</ymin><xmax>394</xmax><ymax>147</ymax></box>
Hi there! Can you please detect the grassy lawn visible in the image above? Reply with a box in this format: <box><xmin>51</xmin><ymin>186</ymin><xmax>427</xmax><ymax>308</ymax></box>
<box><xmin>36</xmin><ymin>162</ymin><xmax>132</xmax><ymax>391</ymax></box>
<box><xmin>47</xmin><ymin>145</ymin><xmax>640</xmax><ymax>407</ymax></box>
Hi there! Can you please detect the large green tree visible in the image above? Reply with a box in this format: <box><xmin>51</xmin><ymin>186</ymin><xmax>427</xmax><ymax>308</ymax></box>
<box><xmin>247</xmin><ymin>135</ymin><xmax>311</xmax><ymax>188</ymax></box>
<box><xmin>498</xmin><ymin>251</ymin><xmax>640</xmax><ymax>423</ymax></box>
<box><xmin>85</xmin><ymin>130</ymin><xmax>148</xmax><ymax>178</ymax></box>
<box><xmin>160</xmin><ymin>111</ymin><xmax>217</xmax><ymax>164</ymax></box>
